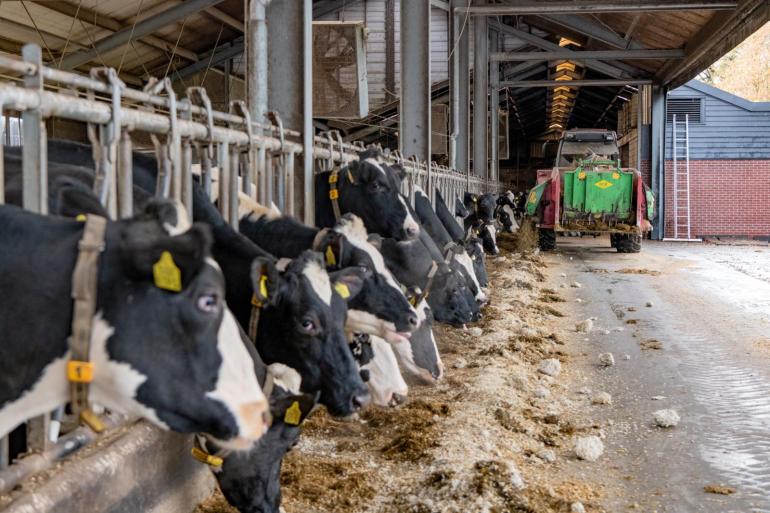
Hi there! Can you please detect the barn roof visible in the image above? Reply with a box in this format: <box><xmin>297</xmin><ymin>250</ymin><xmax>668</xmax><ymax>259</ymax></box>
<box><xmin>673</xmin><ymin>80</ymin><xmax>770</xmax><ymax>112</ymax></box>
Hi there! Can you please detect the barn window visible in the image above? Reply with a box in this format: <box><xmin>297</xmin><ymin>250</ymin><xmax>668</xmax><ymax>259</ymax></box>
<box><xmin>667</xmin><ymin>97</ymin><xmax>703</xmax><ymax>123</ymax></box>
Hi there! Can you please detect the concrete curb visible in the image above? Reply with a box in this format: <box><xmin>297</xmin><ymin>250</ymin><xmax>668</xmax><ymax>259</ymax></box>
<box><xmin>2</xmin><ymin>421</ymin><xmax>214</xmax><ymax>513</ymax></box>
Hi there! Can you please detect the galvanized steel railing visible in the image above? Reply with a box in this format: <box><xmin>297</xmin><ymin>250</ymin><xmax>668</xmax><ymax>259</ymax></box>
<box><xmin>0</xmin><ymin>43</ymin><xmax>500</xmax><ymax>477</ymax></box>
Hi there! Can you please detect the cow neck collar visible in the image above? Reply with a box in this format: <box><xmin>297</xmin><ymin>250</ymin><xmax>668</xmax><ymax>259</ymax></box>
<box><xmin>327</xmin><ymin>167</ymin><xmax>356</xmax><ymax>221</ymax></box>
<box><xmin>409</xmin><ymin>261</ymin><xmax>438</xmax><ymax>306</ymax></box>
<box><xmin>67</xmin><ymin>214</ymin><xmax>108</xmax><ymax>434</ymax></box>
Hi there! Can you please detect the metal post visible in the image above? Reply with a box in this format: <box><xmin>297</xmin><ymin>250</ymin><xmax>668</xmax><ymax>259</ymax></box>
<box><xmin>473</xmin><ymin>10</ymin><xmax>488</xmax><ymax>179</ymax></box>
<box><xmin>303</xmin><ymin>0</ymin><xmax>313</xmax><ymax>224</ymax></box>
<box><xmin>117</xmin><ymin>130</ymin><xmax>133</xmax><ymax>218</ymax></box>
<box><xmin>456</xmin><ymin>2</ymin><xmax>470</xmax><ymax>175</ymax></box>
<box><xmin>249</xmin><ymin>0</ymin><xmax>269</xmax><ymax>126</ymax></box>
<box><xmin>181</xmin><ymin>138</ymin><xmax>193</xmax><ymax>222</ymax></box>
<box><xmin>489</xmin><ymin>29</ymin><xmax>499</xmax><ymax>185</ymax></box>
<box><xmin>21</xmin><ymin>44</ymin><xmax>46</xmax><ymax>215</ymax></box>
<box><xmin>399</xmin><ymin>0</ymin><xmax>431</xmax><ymax>164</ymax></box>
<box><xmin>229</xmin><ymin>147</ymin><xmax>239</xmax><ymax>229</ymax></box>
<box><xmin>651</xmin><ymin>85</ymin><xmax>666</xmax><ymax>240</ymax></box>
<box><xmin>218</xmin><ymin>142</ymin><xmax>230</xmax><ymax>221</ymax></box>
<box><xmin>224</xmin><ymin>59</ymin><xmax>231</xmax><ymax>108</ymax></box>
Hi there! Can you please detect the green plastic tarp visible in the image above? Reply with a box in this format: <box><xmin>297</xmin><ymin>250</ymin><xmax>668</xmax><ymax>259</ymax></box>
<box><xmin>525</xmin><ymin>180</ymin><xmax>550</xmax><ymax>216</ymax></box>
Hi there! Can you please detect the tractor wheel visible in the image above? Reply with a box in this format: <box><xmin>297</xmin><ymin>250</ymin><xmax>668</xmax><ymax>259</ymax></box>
<box><xmin>539</xmin><ymin>229</ymin><xmax>556</xmax><ymax>251</ymax></box>
<box><xmin>616</xmin><ymin>234</ymin><xmax>642</xmax><ymax>253</ymax></box>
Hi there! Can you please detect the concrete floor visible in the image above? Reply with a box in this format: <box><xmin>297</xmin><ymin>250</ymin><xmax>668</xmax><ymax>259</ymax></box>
<box><xmin>547</xmin><ymin>236</ymin><xmax>770</xmax><ymax>512</ymax></box>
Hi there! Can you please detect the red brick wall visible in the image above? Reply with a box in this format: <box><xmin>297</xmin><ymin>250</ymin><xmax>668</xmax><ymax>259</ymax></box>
<box><xmin>640</xmin><ymin>160</ymin><xmax>651</xmax><ymax>187</ymax></box>
<box><xmin>663</xmin><ymin>160</ymin><xmax>770</xmax><ymax>239</ymax></box>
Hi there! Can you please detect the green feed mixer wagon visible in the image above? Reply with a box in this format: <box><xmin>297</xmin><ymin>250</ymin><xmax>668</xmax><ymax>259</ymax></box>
<box><xmin>525</xmin><ymin>129</ymin><xmax>655</xmax><ymax>253</ymax></box>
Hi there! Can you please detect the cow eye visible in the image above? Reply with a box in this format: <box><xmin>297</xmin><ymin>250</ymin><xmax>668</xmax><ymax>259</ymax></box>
<box><xmin>197</xmin><ymin>293</ymin><xmax>219</xmax><ymax>313</ymax></box>
<box><xmin>359</xmin><ymin>264</ymin><xmax>369</xmax><ymax>273</ymax></box>
<box><xmin>300</xmin><ymin>318</ymin><xmax>316</xmax><ymax>333</ymax></box>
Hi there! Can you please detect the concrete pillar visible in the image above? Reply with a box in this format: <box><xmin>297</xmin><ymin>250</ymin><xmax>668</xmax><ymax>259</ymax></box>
<box><xmin>399</xmin><ymin>0</ymin><xmax>431</xmax><ymax>164</ymax></box>
<box><xmin>473</xmin><ymin>11</ymin><xmax>488</xmax><ymax>178</ymax></box>
<box><xmin>450</xmin><ymin>0</ymin><xmax>470</xmax><ymax>173</ymax></box>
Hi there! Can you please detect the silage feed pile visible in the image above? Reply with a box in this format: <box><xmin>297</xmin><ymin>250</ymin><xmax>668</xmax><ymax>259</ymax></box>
<box><xmin>198</xmin><ymin>247</ymin><xmax>606</xmax><ymax>513</ymax></box>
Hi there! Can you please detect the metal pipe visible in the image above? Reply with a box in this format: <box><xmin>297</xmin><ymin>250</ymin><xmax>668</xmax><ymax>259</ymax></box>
<box><xmin>500</xmin><ymin>79</ymin><xmax>654</xmax><ymax>87</ymax></box>
<box><xmin>490</xmin><ymin>49</ymin><xmax>685</xmax><ymax>62</ymax></box>
<box><xmin>181</xmin><ymin>139</ymin><xmax>193</xmax><ymax>222</ymax></box>
<box><xmin>472</xmin><ymin>10</ymin><xmax>488</xmax><ymax>178</ymax></box>
<box><xmin>57</xmin><ymin>0</ymin><xmax>227</xmax><ymax>70</ymax></box>
<box><xmin>303</xmin><ymin>0</ymin><xmax>314</xmax><ymax>225</ymax></box>
<box><xmin>218</xmin><ymin>142</ymin><xmax>230</xmax><ymax>221</ymax></box>
<box><xmin>249</xmin><ymin>0</ymin><xmax>270</xmax><ymax>126</ymax></box>
<box><xmin>118</xmin><ymin>130</ymin><xmax>133</xmax><ymax>218</ymax></box>
<box><xmin>456</xmin><ymin>1</ymin><xmax>737</xmax><ymax>15</ymax></box>
<box><xmin>489</xmin><ymin>29</ymin><xmax>499</xmax><ymax>185</ymax></box>
<box><xmin>229</xmin><ymin>148</ymin><xmax>239</xmax><ymax>228</ymax></box>
<box><xmin>21</xmin><ymin>44</ymin><xmax>46</xmax><ymax>215</ymax></box>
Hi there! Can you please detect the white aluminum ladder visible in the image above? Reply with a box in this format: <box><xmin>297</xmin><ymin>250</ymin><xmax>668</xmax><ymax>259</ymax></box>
<box><xmin>669</xmin><ymin>113</ymin><xmax>697</xmax><ymax>241</ymax></box>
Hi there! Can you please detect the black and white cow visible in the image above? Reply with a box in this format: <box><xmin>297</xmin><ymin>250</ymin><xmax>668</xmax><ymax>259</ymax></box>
<box><xmin>463</xmin><ymin>193</ymin><xmax>500</xmax><ymax>255</ymax></box>
<box><xmin>237</xmin><ymin>201</ymin><xmax>418</xmax><ymax>345</ymax></box>
<box><xmin>495</xmin><ymin>191</ymin><xmax>520</xmax><ymax>234</ymax></box>
<box><xmin>434</xmin><ymin>190</ymin><xmax>488</xmax><ymax>288</ymax></box>
<box><xmin>203</xmin><ymin>326</ymin><xmax>317</xmax><ymax>513</ymax></box>
<box><xmin>349</xmin><ymin>333</ymin><xmax>408</xmax><ymax>407</ymax></box>
<box><xmin>0</xmin><ymin>202</ymin><xmax>269</xmax><ymax>448</ymax></box>
<box><xmin>412</xmin><ymin>186</ymin><xmax>486</xmax><ymax>304</ymax></box>
<box><xmin>7</xmin><ymin>140</ymin><xmax>371</xmax><ymax>418</ymax></box>
<box><xmin>371</xmin><ymin>235</ymin><xmax>475</xmax><ymax>327</ymax></box>
<box><xmin>454</xmin><ymin>194</ymin><xmax>470</xmax><ymax>219</ymax></box>
<box><xmin>236</xmin><ymin>204</ymin><xmax>441</xmax><ymax>386</ymax></box>
<box><xmin>314</xmin><ymin>148</ymin><xmax>420</xmax><ymax>241</ymax></box>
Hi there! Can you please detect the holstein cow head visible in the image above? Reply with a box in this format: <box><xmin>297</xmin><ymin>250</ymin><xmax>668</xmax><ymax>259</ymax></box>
<box><xmin>391</xmin><ymin>297</ymin><xmax>444</xmax><ymax>384</ymax></box>
<box><xmin>235</xmin><ymin>204</ymin><xmax>419</xmax><ymax>345</ymax></box>
<box><xmin>373</xmin><ymin>235</ymin><xmax>475</xmax><ymax>327</ymax></box>
<box><xmin>349</xmin><ymin>333</ymin><xmax>408</xmax><ymax>407</ymax></box>
<box><xmin>326</xmin><ymin>214</ymin><xmax>418</xmax><ymax>343</ymax></box>
<box><xmin>464</xmin><ymin>193</ymin><xmax>498</xmax><ymax>224</ymax></box>
<box><xmin>495</xmin><ymin>192</ymin><xmax>519</xmax><ymax>234</ymax></box>
<box><xmin>212</xmin><ymin>356</ymin><xmax>317</xmax><ymax>513</ymax></box>
<box><xmin>463</xmin><ymin>236</ymin><xmax>489</xmax><ymax>287</ymax></box>
<box><xmin>315</xmin><ymin>148</ymin><xmax>420</xmax><ymax>241</ymax></box>
<box><xmin>454</xmin><ymin>194</ymin><xmax>471</xmax><ymax>219</ymax></box>
<box><xmin>254</xmin><ymin>251</ymin><xmax>370</xmax><ymax>417</ymax></box>
<box><xmin>0</xmin><ymin>202</ymin><xmax>268</xmax><ymax>448</ymax></box>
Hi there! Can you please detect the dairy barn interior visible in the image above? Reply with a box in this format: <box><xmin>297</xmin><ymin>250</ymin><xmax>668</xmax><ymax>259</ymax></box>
<box><xmin>0</xmin><ymin>1</ymin><xmax>769</xmax><ymax>512</ymax></box>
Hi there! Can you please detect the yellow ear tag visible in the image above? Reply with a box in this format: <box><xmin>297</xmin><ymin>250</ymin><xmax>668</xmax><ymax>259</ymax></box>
<box><xmin>284</xmin><ymin>401</ymin><xmax>302</xmax><ymax>426</ymax></box>
<box><xmin>334</xmin><ymin>282</ymin><xmax>350</xmax><ymax>299</ymax></box>
<box><xmin>67</xmin><ymin>360</ymin><xmax>94</xmax><ymax>383</ymax></box>
<box><xmin>191</xmin><ymin>447</ymin><xmax>223</xmax><ymax>467</ymax></box>
<box><xmin>75</xmin><ymin>214</ymin><xmax>87</xmax><ymax>222</ymax></box>
<box><xmin>259</xmin><ymin>273</ymin><xmax>269</xmax><ymax>300</ymax></box>
<box><xmin>325</xmin><ymin>245</ymin><xmax>337</xmax><ymax>267</ymax></box>
<box><xmin>153</xmin><ymin>251</ymin><xmax>182</xmax><ymax>292</ymax></box>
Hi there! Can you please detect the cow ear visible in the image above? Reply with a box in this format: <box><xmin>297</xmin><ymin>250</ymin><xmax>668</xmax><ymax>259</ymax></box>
<box><xmin>250</xmin><ymin>257</ymin><xmax>280</xmax><ymax>306</ymax></box>
<box><xmin>391</xmin><ymin>163</ymin><xmax>406</xmax><ymax>183</ymax></box>
<box><xmin>329</xmin><ymin>267</ymin><xmax>366</xmax><ymax>302</ymax></box>
<box><xmin>320</xmin><ymin>231</ymin><xmax>345</xmax><ymax>269</ymax></box>
<box><xmin>121</xmin><ymin>223</ymin><xmax>212</xmax><ymax>291</ymax></box>
<box><xmin>139</xmin><ymin>198</ymin><xmax>186</xmax><ymax>230</ymax></box>
<box><xmin>56</xmin><ymin>184</ymin><xmax>109</xmax><ymax>218</ymax></box>
<box><xmin>270</xmin><ymin>393</ymin><xmax>317</xmax><ymax>426</ymax></box>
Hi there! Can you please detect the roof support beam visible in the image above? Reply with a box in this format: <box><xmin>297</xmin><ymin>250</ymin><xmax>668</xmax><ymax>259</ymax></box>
<box><xmin>172</xmin><ymin>39</ymin><xmax>243</xmax><ymax>81</ymax></box>
<box><xmin>501</xmin><ymin>79</ymin><xmax>653</xmax><ymax>87</ymax></box>
<box><xmin>657</xmin><ymin>0</ymin><xmax>770</xmax><ymax>87</ymax></box>
<box><xmin>491</xmin><ymin>49</ymin><xmax>685</xmax><ymax>61</ymax></box>
<box><xmin>536</xmin><ymin>14</ymin><xmax>646</xmax><ymax>50</ymax></box>
<box><xmin>57</xmin><ymin>0</ymin><xmax>226</xmax><ymax>70</ymax></box>
<box><xmin>490</xmin><ymin>21</ymin><xmax>642</xmax><ymax>79</ymax></box>
<box><xmin>456</xmin><ymin>1</ymin><xmax>737</xmax><ymax>15</ymax></box>
<box><xmin>37</xmin><ymin>1</ymin><xmax>198</xmax><ymax>62</ymax></box>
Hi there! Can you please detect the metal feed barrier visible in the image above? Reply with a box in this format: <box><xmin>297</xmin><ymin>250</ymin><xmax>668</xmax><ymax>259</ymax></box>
<box><xmin>0</xmin><ymin>42</ymin><xmax>500</xmax><ymax>500</ymax></box>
